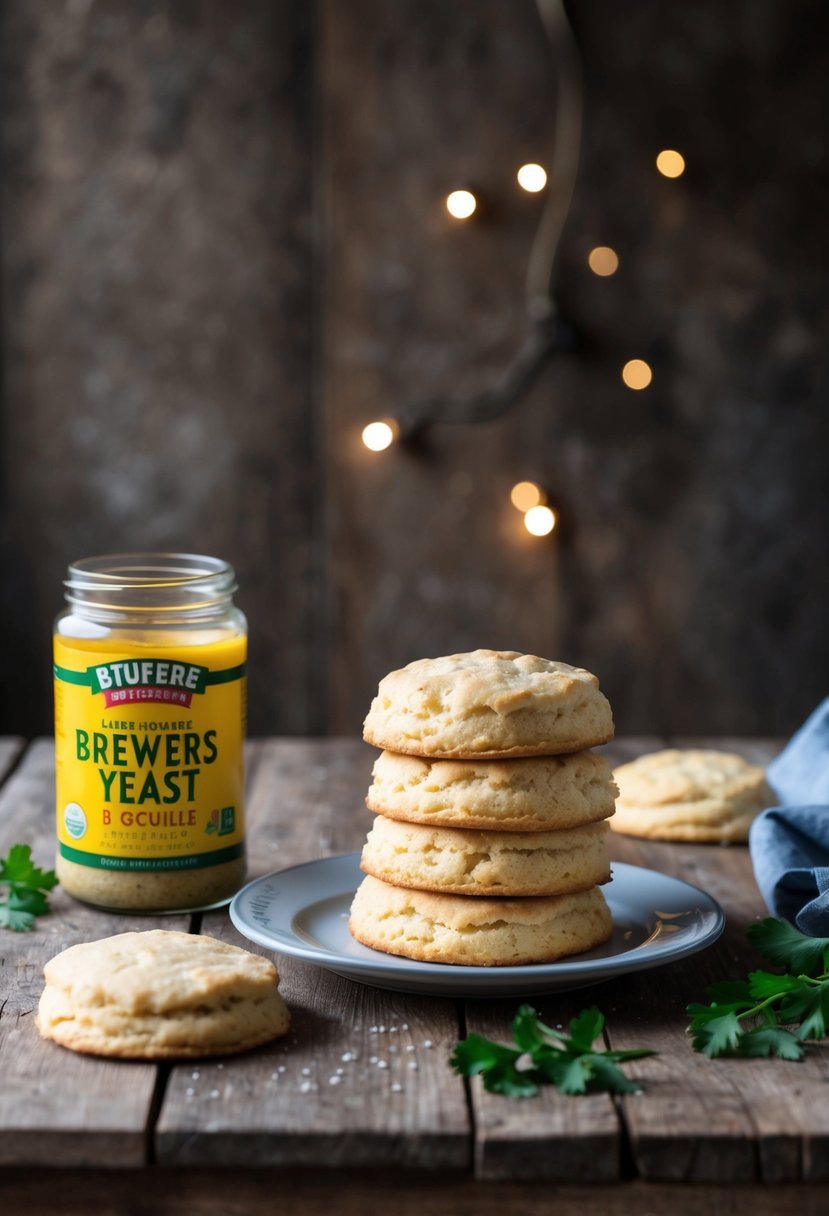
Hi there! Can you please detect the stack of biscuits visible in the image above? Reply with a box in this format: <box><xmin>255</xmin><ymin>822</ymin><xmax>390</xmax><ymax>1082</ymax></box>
<box><xmin>349</xmin><ymin>650</ymin><xmax>618</xmax><ymax>967</ymax></box>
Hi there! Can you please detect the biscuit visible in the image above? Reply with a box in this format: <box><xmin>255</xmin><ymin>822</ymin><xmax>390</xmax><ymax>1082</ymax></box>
<box><xmin>367</xmin><ymin>749</ymin><xmax>617</xmax><ymax>831</ymax></box>
<box><xmin>349</xmin><ymin>875</ymin><xmax>611</xmax><ymax>966</ymax></box>
<box><xmin>360</xmin><ymin>815</ymin><xmax>611</xmax><ymax>897</ymax></box>
<box><xmin>363</xmin><ymin>650</ymin><xmax>614</xmax><ymax>758</ymax></box>
<box><xmin>611</xmin><ymin>749</ymin><xmax>775</xmax><ymax>842</ymax></box>
<box><xmin>36</xmin><ymin>930</ymin><xmax>290</xmax><ymax>1059</ymax></box>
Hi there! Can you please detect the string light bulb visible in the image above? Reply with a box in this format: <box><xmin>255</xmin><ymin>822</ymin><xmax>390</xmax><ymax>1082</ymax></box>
<box><xmin>445</xmin><ymin>190</ymin><xmax>478</xmax><ymax>220</ymax></box>
<box><xmin>361</xmin><ymin>419</ymin><xmax>399</xmax><ymax>452</ymax></box>
<box><xmin>655</xmin><ymin>149</ymin><xmax>685</xmax><ymax>178</ymax></box>
<box><xmin>621</xmin><ymin>359</ymin><xmax>653</xmax><ymax>390</ymax></box>
<box><xmin>510</xmin><ymin>481</ymin><xmax>544</xmax><ymax>511</ymax></box>
<box><xmin>516</xmin><ymin>163</ymin><xmax>547</xmax><ymax>193</ymax></box>
<box><xmin>587</xmin><ymin>246</ymin><xmax>619</xmax><ymax>277</ymax></box>
<box><xmin>524</xmin><ymin>504</ymin><xmax>557</xmax><ymax>537</ymax></box>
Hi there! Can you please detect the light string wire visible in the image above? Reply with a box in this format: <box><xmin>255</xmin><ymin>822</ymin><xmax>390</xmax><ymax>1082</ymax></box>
<box><xmin>393</xmin><ymin>0</ymin><xmax>583</xmax><ymax>439</ymax></box>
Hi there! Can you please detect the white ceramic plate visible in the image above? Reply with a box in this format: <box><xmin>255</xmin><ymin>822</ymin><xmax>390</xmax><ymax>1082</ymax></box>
<box><xmin>229</xmin><ymin>855</ymin><xmax>725</xmax><ymax>997</ymax></box>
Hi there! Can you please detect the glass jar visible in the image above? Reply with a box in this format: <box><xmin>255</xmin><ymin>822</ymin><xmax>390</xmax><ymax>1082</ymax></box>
<box><xmin>53</xmin><ymin>553</ymin><xmax>247</xmax><ymax>912</ymax></box>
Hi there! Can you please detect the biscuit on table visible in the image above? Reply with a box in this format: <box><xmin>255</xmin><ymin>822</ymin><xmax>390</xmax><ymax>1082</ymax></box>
<box><xmin>362</xmin><ymin>650</ymin><xmax>614</xmax><ymax>758</ymax></box>
<box><xmin>36</xmin><ymin>930</ymin><xmax>290</xmax><ymax>1059</ymax></box>
<box><xmin>360</xmin><ymin>815</ymin><xmax>611</xmax><ymax>897</ymax></box>
<box><xmin>349</xmin><ymin>875</ymin><xmax>612</xmax><ymax>966</ymax></box>
<box><xmin>611</xmin><ymin>748</ymin><xmax>775</xmax><ymax>843</ymax></box>
<box><xmin>367</xmin><ymin>748</ymin><xmax>617</xmax><ymax>831</ymax></box>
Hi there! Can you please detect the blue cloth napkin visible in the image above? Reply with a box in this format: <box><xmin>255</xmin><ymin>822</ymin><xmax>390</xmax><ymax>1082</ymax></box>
<box><xmin>749</xmin><ymin>696</ymin><xmax>829</xmax><ymax>936</ymax></box>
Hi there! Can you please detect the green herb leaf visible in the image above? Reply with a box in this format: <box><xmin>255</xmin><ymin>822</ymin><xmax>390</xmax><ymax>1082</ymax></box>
<box><xmin>0</xmin><ymin>843</ymin><xmax>58</xmax><ymax>931</ymax></box>
<box><xmin>451</xmin><ymin>1006</ymin><xmax>652</xmax><ymax>1098</ymax></box>
<box><xmin>747</xmin><ymin>918</ymin><xmax>829</xmax><ymax>977</ymax></box>
<box><xmin>690</xmin><ymin>1010</ymin><xmax>744</xmax><ymax>1057</ymax></box>
<box><xmin>568</xmin><ymin>1006</ymin><xmax>604</xmax><ymax>1053</ymax></box>
<box><xmin>688</xmin><ymin>918</ymin><xmax>829</xmax><ymax>1061</ymax></box>
<box><xmin>738</xmin><ymin>1026</ymin><xmax>804</xmax><ymax>1060</ymax></box>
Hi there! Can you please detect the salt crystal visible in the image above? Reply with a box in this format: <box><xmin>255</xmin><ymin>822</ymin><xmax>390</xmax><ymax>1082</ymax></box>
<box><xmin>388</xmin><ymin>1045</ymin><xmax>397</xmax><ymax>1053</ymax></box>
<box><xmin>336</xmin><ymin>1068</ymin><xmax>344</xmax><ymax>1075</ymax></box>
<box><xmin>209</xmin><ymin>1090</ymin><xmax>220</xmax><ymax>1099</ymax></box>
<box><xmin>389</xmin><ymin>1026</ymin><xmax>398</xmax><ymax>1033</ymax></box>
<box><xmin>329</xmin><ymin>1076</ymin><xmax>342</xmax><ymax>1086</ymax></box>
<box><xmin>186</xmin><ymin>1087</ymin><xmax>195</xmax><ymax>1096</ymax></box>
<box><xmin>301</xmin><ymin>1067</ymin><xmax>311</xmax><ymax>1076</ymax></box>
<box><xmin>369</xmin><ymin>1026</ymin><xmax>378</xmax><ymax>1034</ymax></box>
<box><xmin>278</xmin><ymin>1065</ymin><xmax>286</xmax><ymax>1073</ymax></box>
<box><xmin>192</xmin><ymin>1071</ymin><xmax>200</xmax><ymax>1079</ymax></box>
<box><xmin>376</xmin><ymin>1060</ymin><xmax>388</xmax><ymax>1070</ymax></box>
<box><xmin>408</xmin><ymin>1062</ymin><xmax>418</xmax><ymax>1071</ymax></box>
<box><xmin>423</xmin><ymin>1040</ymin><xmax>433</xmax><ymax>1048</ymax></box>
<box><xmin>370</xmin><ymin>1056</ymin><xmax>378</xmax><ymax>1064</ymax></box>
<box><xmin>405</xmin><ymin>1044</ymin><xmax>416</xmax><ymax>1053</ymax></box>
<box><xmin>391</xmin><ymin>1083</ymin><xmax>403</xmax><ymax>1093</ymax></box>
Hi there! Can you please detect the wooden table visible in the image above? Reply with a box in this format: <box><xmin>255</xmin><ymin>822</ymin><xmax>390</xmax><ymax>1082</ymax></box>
<box><xmin>1</xmin><ymin>736</ymin><xmax>828</xmax><ymax>1216</ymax></box>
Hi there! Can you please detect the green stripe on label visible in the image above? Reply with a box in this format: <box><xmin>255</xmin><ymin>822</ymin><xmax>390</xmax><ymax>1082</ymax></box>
<box><xmin>59</xmin><ymin>842</ymin><xmax>244</xmax><ymax>872</ymax></box>
<box><xmin>54</xmin><ymin>662</ymin><xmax>246</xmax><ymax>688</ymax></box>
<box><xmin>54</xmin><ymin>664</ymin><xmax>92</xmax><ymax>686</ymax></box>
<box><xmin>204</xmin><ymin>664</ymin><xmax>247</xmax><ymax>686</ymax></box>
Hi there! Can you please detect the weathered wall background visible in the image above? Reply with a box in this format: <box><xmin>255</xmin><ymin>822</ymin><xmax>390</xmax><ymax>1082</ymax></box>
<box><xmin>1</xmin><ymin>0</ymin><xmax>827</xmax><ymax>738</ymax></box>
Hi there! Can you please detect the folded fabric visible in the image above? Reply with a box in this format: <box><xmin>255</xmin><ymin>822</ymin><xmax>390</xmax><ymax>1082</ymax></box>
<box><xmin>749</xmin><ymin>696</ymin><xmax>829</xmax><ymax>936</ymax></box>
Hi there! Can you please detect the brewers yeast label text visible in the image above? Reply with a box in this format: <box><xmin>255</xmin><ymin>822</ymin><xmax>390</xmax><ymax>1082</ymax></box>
<box><xmin>54</xmin><ymin>640</ymin><xmax>246</xmax><ymax>872</ymax></box>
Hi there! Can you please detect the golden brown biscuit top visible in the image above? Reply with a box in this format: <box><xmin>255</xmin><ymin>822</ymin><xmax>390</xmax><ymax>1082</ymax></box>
<box><xmin>43</xmin><ymin>929</ymin><xmax>279</xmax><ymax>1016</ymax></box>
<box><xmin>614</xmin><ymin>749</ymin><xmax>770</xmax><ymax>807</ymax></box>
<box><xmin>366</xmin><ymin>650</ymin><xmax>600</xmax><ymax>721</ymax></box>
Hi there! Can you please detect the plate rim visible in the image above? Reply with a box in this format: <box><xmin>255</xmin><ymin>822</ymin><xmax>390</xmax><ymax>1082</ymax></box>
<box><xmin>229</xmin><ymin>853</ymin><xmax>726</xmax><ymax>984</ymax></box>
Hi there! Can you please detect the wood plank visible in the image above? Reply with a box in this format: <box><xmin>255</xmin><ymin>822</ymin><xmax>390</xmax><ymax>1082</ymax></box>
<box><xmin>465</xmin><ymin>999</ymin><xmax>620</xmax><ymax>1182</ymax></box>
<box><xmin>0</xmin><ymin>740</ymin><xmax>188</xmax><ymax>1167</ymax></box>
<box><xmin>462</xmin><ymin>737</ymin><xmax>666</xmax><ymax>1181</ymax></box>
<box><xmin>320</xmin><ymin>0</ymin><xmax>563</xmax><ymax>737</ymax></box>
<box><xmin>0</xmin><ymin>0</ymin><xmax>317</xmax><ymax>737</ymax></box>
<box><xmin>3</xmin><ymin>1170</ymin><xmax>829</xmax><ymax>1216</ymax></box>
<box><xmin>605</xmin><ymin>833</ymin><xmax>829</xmax><ymax>1182</ymax></box>
<box><xmin>157</xmin><ymin>739</ymin><xmax>471</xmax><ymax>1168</ymax></box>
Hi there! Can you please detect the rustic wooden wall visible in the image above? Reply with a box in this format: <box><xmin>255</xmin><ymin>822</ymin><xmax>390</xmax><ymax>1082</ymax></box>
<box><xmin>1</xmin><ymin>0</ymin><xmax>827</xmax><ymax>738</ymax></box>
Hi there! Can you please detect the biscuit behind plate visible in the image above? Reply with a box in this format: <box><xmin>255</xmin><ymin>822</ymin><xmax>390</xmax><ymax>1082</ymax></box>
<box><xmin>349</xmin><ymin>875</ymin><xmax>612</xmax><ymax>966</ymax></box>
<box><xmin>36</xmin><ymin>929</ymin><xmax>290</xmax><ymax>1059</ymax></box>
<box><xmin>611</xmin><ymin>748</ymin><xmax>775</xmax><ymax>842</ymax></box>
<box><xmin>363</xmin><ymin>650</ymin><xmax>614</xmax><ymax>758</ymax></box>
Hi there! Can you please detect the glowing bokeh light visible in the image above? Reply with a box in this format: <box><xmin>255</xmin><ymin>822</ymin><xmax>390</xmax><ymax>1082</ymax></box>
<box><xmin>510</xmin><ymin>481</ymin><xmax>544</xmax><ymax>512</ymax></box>
<box><xmin>621</xmin><ymin>359</ymin><xmax>653</xmax><ymax>390</ymax></box>
<box><xmin>516</xmin><ymin>163</ymin><xmax>548</xmax><ymax>193</ymax></box>
<box><xmin>445</xmin><ymin>189</ymin><xmax>478</xmax><ymax>219</ymax></box>
<box><xmin>656</xmin><ymin>149</ymin><xmax>685</xmax><ymax>178</ymax></box>
<box><xmin>524</xmin><ymin>505</ymin><xmax>557</xmax><ymax>536</ymax></box>
<box><xmin>587</xmin><ymin>246</ymin><xmax>619</xmax><ymax>277</ymax></box>
<box><xmin>361</xmin><ymin>419</ymin><xmax>398</xmax><ymax>451</ymax></box>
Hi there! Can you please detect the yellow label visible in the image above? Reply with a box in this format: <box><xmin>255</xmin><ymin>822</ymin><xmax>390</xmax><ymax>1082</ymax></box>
<box><xmin>54</xmin><ymin>632</ymin><xmax>246</xmax><ymax>873</ymax></box>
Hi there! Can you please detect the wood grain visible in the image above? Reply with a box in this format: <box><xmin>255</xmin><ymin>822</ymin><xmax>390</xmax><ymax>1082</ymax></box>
<box><xmin>0</xmin><ymin>740</ymin><xmax>188</xmax><ymax>1167</ymax></box>
<box><xmin>465</xmin><ymin>998</ymin><xmax>620</xmax><ymax>1182</ymax></box>
<box><xmin>604</xmin><ymin>739</ymin><xmax>828</xmax><ymax>1184</ymax></box>
<box><xmin>4</xmin><ymin>1171</ymin><xmax>829</xmax><ymax>1216</ymax></box>
<box><xmin>0</xmin><ymin>0</ymin><xmax>317</xmax><ymax>737</ymax></box>
<box><xmin>2</xmin><ymin>734</ymin><xmax>825</xmax><ymax>1189</ymax></box>
<box><xmin>157</xmin><ymin>738</ymin><xmax>470</xmax><ymax>1167</ymax></box>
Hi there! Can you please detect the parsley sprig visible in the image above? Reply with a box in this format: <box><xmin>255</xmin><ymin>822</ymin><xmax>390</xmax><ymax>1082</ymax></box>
<box><xmin>451</xmin><ymin>1005</ymin><xmax>655</xmax><ymax>1097</ymax></box>
<box><xmin>0</xmin><ymin>844</ymin><xmax>58</xmax><ymax>931</ymax></box>
<box><xmin>687</xmin><ymin>918</ymin><xmax>829</xmax><ymax>1060</ymax></box>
